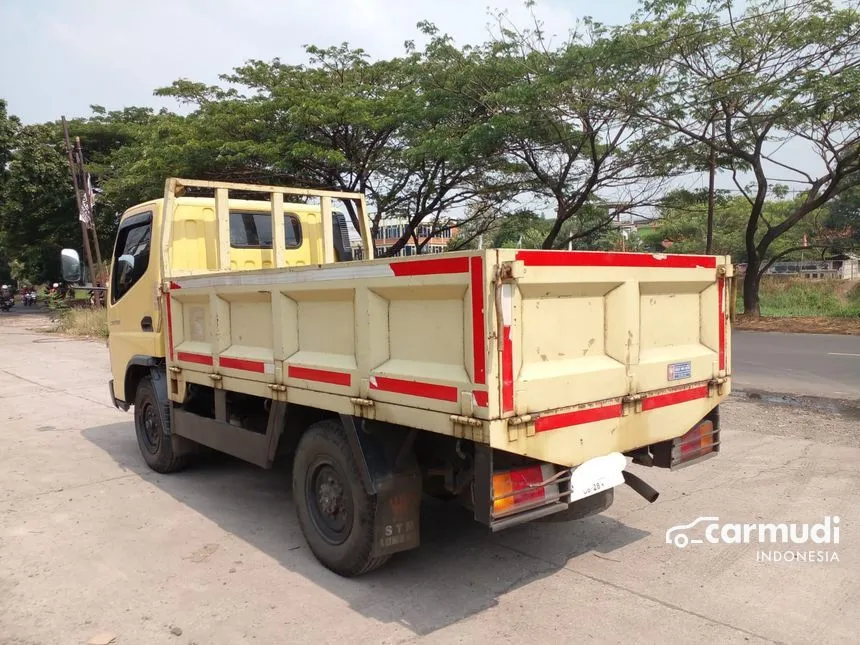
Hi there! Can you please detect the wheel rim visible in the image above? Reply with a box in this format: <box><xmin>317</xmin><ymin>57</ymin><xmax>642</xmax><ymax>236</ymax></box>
<box><xmin>139</xmin><ymin>402</ymin><xmax>162</xmax><ymax>455</ymax></box>
<box><xmin>305</xmin><ymin>459</ymin><xmax>353</xmax><ymax>545</ymax></box>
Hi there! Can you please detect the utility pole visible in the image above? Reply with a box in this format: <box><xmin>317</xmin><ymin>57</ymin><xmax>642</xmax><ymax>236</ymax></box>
<box><xmin>61</xmin><ymin>116</ymin><xmax>97</xmax><ymax>290</ymax></box>
<box><xmin>74</xmin><ymin>136</ymin><xmax>103</xmax><ymax>280</ymax></box>
<box><xmin>706</xmin><ymin>119</ymin><xmax>716</xmax><ymax>255</ymax></box>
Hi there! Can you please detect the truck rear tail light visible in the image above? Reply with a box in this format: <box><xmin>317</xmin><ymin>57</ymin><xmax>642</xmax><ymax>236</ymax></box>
<box><xmin>492</xmin><ymin>464</ymin><xmax>560</xmax><ymax>517</ymax></box>
<box><xmin>671</xmin><ymin>418</ymin><xmax>719</xmax><ymax>468</ymax></box>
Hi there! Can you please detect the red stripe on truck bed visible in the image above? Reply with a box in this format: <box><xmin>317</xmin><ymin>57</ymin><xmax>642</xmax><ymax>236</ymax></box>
<box><xmin>288</xmin><ymin>366</ymin><xmax>352</xmax><ymax>387</ymax></box>
<box><xmin>516</xmin><ymin>250</ymin><xmax>717</xmax><ymax>269</ymax></box>
<box><xmin>165</xmin><ymin>293</ymin><xmax>175</xmax><ymax>361</ymax></box>
<box><xmin>390</xmin><ymin>256</ymin><xmax>469</xmax><ymax>276</ymax></box>
<box><xmin>641</xmin><ymin>385</ymin><xmax>710</xmax><ymax>411</ymax></box>
<box><xmin>502</xmin><ymin>326</ymin><xmax>514</xmax><ymax>412</ymax></box>
<box><xmin>220</xmin><ymin>357</ymin><xmax>267</xmax><ymax>373</ymax></box>
<box><xmin>177</xmin><ymin>351</ymin><xmax>213</xmax><ymax>366</ymax></box>
<box><xmin>535</xmin><ymin>402</ymin><xmax>623</xmax><ymax>433</ymax></box>
<box><xmin>718</xmin><ymin>276</ymin><xmax>726</xmax><ymax>371</ymax></box>
<box><xmin>470</xmin><ymin>256</ymin><xmax>486</xmax><ymax>385</ymax></box>
<box><xmin>534</xmin><ymin>383</ymin><xmax>711</xmax><ymax>433</ymax></box>
<box><xmin>370</xmin><ymin>376</ymin><xmax>459</xmax><ymax>402</ymax></box>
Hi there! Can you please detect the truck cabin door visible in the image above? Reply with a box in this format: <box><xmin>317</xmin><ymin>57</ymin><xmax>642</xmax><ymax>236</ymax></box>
<box><xmin>108</xmin><ymin>209</ymin><xmax>161</xmax><ymax>402</ymax></box>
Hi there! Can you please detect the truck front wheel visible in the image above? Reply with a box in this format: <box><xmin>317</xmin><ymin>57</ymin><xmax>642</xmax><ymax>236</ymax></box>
<box><xmin>292</xmin><ymin>419</ymin><xmax>389</xmax><ymax>576</ymax></box>
<box><xmin>133</xmin><ymin>376</ymin><xmax>187</xmax><ymax>474</ymax></box>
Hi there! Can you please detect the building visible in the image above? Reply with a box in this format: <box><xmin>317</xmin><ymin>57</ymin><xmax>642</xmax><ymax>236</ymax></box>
<box><xmin>365</xmin><ymin>219</ymin><xmax>459</xmax><ymax>257</ymax></box>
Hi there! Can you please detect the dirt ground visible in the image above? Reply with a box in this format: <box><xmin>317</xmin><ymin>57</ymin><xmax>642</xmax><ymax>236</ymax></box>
<box><xmin>733</xmin><ymin>314</ymin><xmax>860</xmax><ymax>335</ymax></box>
<box><xmin>2</xmin><ymin>310</ymin><xmax>860</xmax><ymax>644</ymax></box>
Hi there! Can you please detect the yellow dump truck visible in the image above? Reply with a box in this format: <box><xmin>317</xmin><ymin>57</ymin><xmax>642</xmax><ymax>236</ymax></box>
<box><xmin>63</xmin><ymin>178</ymin><xmax>731</xmax><ymax>576</ymax></box>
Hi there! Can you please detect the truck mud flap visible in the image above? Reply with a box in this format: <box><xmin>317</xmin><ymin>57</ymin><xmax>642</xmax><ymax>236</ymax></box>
<box><xmin>340</xmin><ymin>415</ymin><xmax>422</xmax><ymax>558</ymax></box>
<box><xmin>371</xmin><ymin>469</ymin><xmax>422</xmax><ymax>557</ymax></box>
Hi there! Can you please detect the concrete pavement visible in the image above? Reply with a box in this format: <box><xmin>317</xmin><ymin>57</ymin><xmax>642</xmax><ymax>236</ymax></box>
<box><xmin>1</xmin><ymin>313</ymin><xmax>859</xmax><ymax>644</ymax></box>
<box><xmin>732</xmin><ymin>330</ymin><xmax>860</xmax><ymax>400</ymax></box>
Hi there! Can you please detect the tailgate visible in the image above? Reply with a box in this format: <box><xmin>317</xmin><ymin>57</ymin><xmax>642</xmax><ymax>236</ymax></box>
<box><xmin>498</xmin><ymin>250</ymin><xmax>731</xmax><ymax>417</ymax></box>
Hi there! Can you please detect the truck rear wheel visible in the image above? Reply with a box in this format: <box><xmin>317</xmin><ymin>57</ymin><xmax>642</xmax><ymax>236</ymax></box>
<box><xmin>292</xmin><ymin>419</ymin><xmax>389</xmax><ymax>577</ymax></box>
<box><xmin>134</xmin><ymin>376</ymin><xmax>187</xmax><ymax>474</ymax></box>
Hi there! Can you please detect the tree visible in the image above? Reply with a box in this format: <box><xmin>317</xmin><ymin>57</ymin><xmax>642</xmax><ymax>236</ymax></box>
<box><xmin>0</xmin><ymin>99</ymin><xmax>18</xmax><ymax>187</ymax></box>
<box><xmin>491</xmin><ymin>210</ymin><xmax>552</xmax><ymax>248</ymax></box>
<box><xmin>642</xmin><ymin>189</ymin><xmax>817</xmax><ymax>265</ymax></box>
<box><xmin>368</xmin><ymin>31</ymin><xmax>512</xmax><ymax>256</ymax></box>
<box><xmin>463</xmin><ymin>12</ymin><xmax>675</xmax><ymax>249</ymax></box>
<box><xmin>0</xmin><ymin>99</ymin><xmax>22</xmax><ymax>283</ymax></box>
<box><xmin>820</xmin><ymin>185</ymin><xmax>860</xmax><ymax>253</ymax></box>
<box><xmin>623</xmin><ymin>0</ymin><xmax>860</xmax><ymax>315</ymax></box>
<box><xmin>0</xmin><ymin>123</ymin><xmax>78</xmax><ymax>283</ymax></box>
<box><xmin>155</xmin><ymin>42</ymin><xmax>498</xmax><ymax>257</ymax></box>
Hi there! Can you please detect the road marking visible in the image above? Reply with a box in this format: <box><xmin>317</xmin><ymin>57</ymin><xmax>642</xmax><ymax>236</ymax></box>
<box><xmin>827</xmin><ymin>352</ymin><xmax>860</xmax><ymax>357</ymax></box>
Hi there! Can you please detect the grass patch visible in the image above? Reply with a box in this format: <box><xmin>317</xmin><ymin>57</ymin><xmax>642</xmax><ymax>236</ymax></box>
<box><xmin>52</xmin><ymin>306</ymin><xmax>108</xmax><ymax>338</ymax></box>
<box><xmin>736</xmin><ymin>278</ymin><xmax>860</xmax><ymax>318</ymax></box>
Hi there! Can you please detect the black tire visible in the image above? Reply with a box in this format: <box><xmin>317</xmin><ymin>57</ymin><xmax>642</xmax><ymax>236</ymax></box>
<box><xmin>292</xmin><ymin>419</ymin><xmax>389</xmax><ymax>577</ymax></box>
<box><xmin>134</xmin><ymin>376</ymin><xmax>187</xmax><ymax>473</ymax></box>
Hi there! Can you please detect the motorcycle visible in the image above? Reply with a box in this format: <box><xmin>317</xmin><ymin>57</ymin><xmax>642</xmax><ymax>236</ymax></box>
<box><xmin>0</xmin><ymin>295</ymin><xmax>13</xmax><ymax>312</ymax></box>
<box><xmin>24</xmin><ymin>291</ymin><xmax>36</xmax><ymax>307</ymax></box>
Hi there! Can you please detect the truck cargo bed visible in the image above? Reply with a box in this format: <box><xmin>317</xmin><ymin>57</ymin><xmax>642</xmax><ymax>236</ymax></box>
<box><xmin>163</xmin><ymin>248</ymin><xmax>731</xmax><ymax>467</ymax></box>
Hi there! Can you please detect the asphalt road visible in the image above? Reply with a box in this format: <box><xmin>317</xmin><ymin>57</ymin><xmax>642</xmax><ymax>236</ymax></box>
<box><xmin>732</xmin><ymin>330</ymin><xmax>860</xmax><ymax>401</ymax></box>
<box><xmin>1</xmin><ymin>311</ymin><xmax>859</xmax><ymax>644</ymax></box>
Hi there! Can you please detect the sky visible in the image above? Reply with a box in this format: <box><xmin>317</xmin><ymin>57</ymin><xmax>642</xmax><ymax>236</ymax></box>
<box><xmin>0</xmin><ymin>0</ymin><xmax>638</xmax><ymax>124</ymax></box>
<box><xmin>0</xmin><ymin>0</ymin><xmax>828</xmax><ymax>200</ymax></box>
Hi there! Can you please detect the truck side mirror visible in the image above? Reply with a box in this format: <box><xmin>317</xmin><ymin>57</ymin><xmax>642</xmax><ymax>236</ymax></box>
<box><xmin>61</xmin><ymin>249</ymin><xmax>82</xmax><ymax>283</ymax></box>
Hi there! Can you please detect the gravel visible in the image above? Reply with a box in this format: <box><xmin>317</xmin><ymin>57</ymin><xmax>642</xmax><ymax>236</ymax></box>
<box><xmin>723</xmin><ymin>393</ymin><xmax>860</xmax><ymax>447</ymax></box>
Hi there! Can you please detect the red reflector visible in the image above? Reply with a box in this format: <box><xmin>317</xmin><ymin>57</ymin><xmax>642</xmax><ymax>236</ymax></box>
<box><xmin>509</xmin><ymin>465</ymin><xmax>545</xmax><ymax>505</ymax></box>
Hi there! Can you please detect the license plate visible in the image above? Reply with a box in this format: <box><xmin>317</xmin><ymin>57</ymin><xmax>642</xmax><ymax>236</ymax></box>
<box><xmin>569</xmin><ymin>452</ymin><xmax>626</xmax><ymax>502</ymax></box>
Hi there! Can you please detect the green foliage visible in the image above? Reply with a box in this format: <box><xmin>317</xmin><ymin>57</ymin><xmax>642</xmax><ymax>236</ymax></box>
<box><xmin>820</xmin><ymin>186</ymin><xmax>860</xmax><ymax>252</ymax></box>
<box><xmin>490</xmin><ymin>211</ymin><xmax>551</xmax><ymax>249</ymax></box>
<box><xmin>641</xmin><ymin>190</ymin><xmax>817</xmax><ymax>263</ymax></box>
<box><xmin>737</xmin><ymin>278</ymin><xmax>860</xmax><ymax>318</ymax></box>
<box><xmin>0</xmin><ymin>99</ymin><xmax>21</xmax><ymax>283</ymax></box>
<box><xmin>460</xmin><ymin>15</ymin><xmax>675</xmax><ymax>249</ymax></box>
<box><xmin>0</xmin><ymin>122</ymin><xmax>78</xmax><ymax>283</ymax></box>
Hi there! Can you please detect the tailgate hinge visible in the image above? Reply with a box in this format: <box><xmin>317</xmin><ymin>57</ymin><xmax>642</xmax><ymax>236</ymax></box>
<box><xmin>450</xmin><ymin>415</ymin><xmax>487</xmax><ymax>442</ymax></box>
<box><xmin>708</xmin><ymin>377</ymin><xmax>728</xmax><ymax>396</ymax></box>
<box><xmin>622</xmin><ymin>393</ymin><xmax>645</xmax><ymax>415</ymax></box>
<box><xmin>350</xmin><ymin>397</ymin><xmax>376</xmax><ymax>418</ymax></box>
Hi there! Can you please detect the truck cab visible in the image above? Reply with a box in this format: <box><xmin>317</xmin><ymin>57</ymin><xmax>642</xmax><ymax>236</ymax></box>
<box><xmin>105</xmin><ymin>193</ymin><xmax>359</xmax><ymax>405</ymax></box>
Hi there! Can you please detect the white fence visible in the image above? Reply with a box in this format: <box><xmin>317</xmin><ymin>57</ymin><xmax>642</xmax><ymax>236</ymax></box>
<box><xmin>737</xmin><ymin>259</ymin><xmax>859</xmax><ymax>280</ymax></box>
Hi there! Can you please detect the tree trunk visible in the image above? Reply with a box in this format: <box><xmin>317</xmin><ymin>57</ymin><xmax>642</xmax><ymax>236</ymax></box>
<box><xmin>742</xmin><ymin>168</ymin><xmax>768</xmax><ymax>318</ymax></box>
<box><xmin>541</xmin><ymin>200</ymin><xmax>567</xmax><ymax>249</ymax></box>
<box><xmin>742</xmin><ymin>263</ymin><xmax>762</xmax><ymax>317</ymax></box>
<box><xmin>706</xmin><ymin>121</ymin><xmax>716</xmax><ymax>254</ymax></box>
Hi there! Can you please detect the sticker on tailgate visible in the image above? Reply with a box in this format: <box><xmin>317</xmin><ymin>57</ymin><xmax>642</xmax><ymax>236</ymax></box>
<box><xmin>667</xmin><ymin>361</ymin><xmax>692</xmax><ymax>381</ymax></box>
